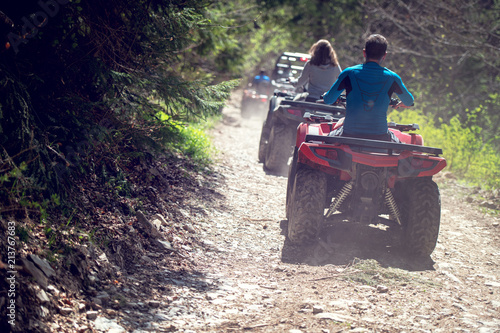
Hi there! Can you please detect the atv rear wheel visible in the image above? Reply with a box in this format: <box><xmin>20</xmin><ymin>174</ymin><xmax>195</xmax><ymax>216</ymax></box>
<box><xmin>399</xmin><ymin>178</ymin><xmax>441</xmax><ymax>257</ymax></box>
<box><xmin>286</xmin><ymin>148</ymin><xmax>299</xmax><ymax>219</ymax></box>
<box><xmin>288</xmin><ymin>168</ymin><xmax>326</xmax><ymax>244</ymax></box>
<box><xmin>264</xmin><ymin>123</ymin><xmax>294</xmax><ymax>174</ymax></box>
<box><xmin>258</xmin><ymin>96</ymin><xmax>278</xmax><ymax>163</ymax></box>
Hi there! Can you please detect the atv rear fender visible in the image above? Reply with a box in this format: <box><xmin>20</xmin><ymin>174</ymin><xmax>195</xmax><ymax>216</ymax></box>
<box><xmin>296</xmin><ymin>134</ymin><xmax>447</xmax><ymax>182</ymax></box>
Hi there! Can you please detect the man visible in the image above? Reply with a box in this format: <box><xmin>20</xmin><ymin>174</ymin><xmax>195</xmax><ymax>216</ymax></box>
<box><xmin>323</xmin><ymin>34</ymin><xmax>414</xmax><ymax>141</ymax></box>
<box><xmin>252</xmin><ymin>69</ymin><xmax>271</xmax><ymax>94</ymax></box>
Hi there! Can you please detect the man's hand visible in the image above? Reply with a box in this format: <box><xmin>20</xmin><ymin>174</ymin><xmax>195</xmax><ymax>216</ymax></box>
<box><xmin>392</xmin><ymin>101</ymin><xmax>412</xmax><ymax>109</ymax></box>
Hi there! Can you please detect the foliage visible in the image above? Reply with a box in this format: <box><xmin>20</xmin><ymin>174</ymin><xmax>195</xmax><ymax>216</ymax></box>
<box><xmin>157</xmin><ymin>109</ymin><xmax>222</xmax><ymax>169</ymax></box>
<box><xmin>0</xmin><ymin>0</ymin><xmax>238</xmax><ymax>219</ymax></box>
<box><xmin>360</xmin><ymin>0</ymin><xmax>500</xmax><ymax>146</ymax></box>
<box><xmin>389</xmin><ymin>109</ymin><xmax>500</xmax><ymax>188</ymax></box>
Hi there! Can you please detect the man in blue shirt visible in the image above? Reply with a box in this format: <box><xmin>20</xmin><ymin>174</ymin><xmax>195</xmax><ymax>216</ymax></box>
<box><xmin>323</xmin><ymin>34</ymin><xmax>414</xmax><ymax>141</ymax></box>
<box><xmin>252</xmin><ymin>69</ymin><xmax>271</xmax><ymax>94</ymax></box>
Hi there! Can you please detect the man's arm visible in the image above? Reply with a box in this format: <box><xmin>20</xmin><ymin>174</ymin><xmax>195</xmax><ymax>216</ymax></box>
<box><xmin>323</xmin><ymin>71</ymin><xmax>349</xmax><ymax>104</ymax></box>
<box><xmin>393</xmin><ymin>75</ymin><xmax>414</xmax><ymax>106</ymax></box>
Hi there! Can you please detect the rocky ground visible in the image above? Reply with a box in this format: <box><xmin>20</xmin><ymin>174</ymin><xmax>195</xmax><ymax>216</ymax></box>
<box><xmin>2</xmin><ymin>91</ymin><xmax>500</xmax><ymax>332</ymax></box>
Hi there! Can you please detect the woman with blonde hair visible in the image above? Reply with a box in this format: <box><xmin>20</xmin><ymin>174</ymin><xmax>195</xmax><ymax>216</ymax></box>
<box><xmin>291</xmin><ymin>39</ymin><xmax>341</xmax><ymax>102</ymax></box>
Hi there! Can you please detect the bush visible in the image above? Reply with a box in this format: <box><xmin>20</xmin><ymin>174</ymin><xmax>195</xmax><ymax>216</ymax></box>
<box><xmin>389</xmin><ymin>109</ymin><xmax>500</xmax><ymax>188</ymax></box>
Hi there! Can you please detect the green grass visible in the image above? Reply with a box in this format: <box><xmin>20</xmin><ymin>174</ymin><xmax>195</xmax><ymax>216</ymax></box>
<box><xmin>154</xmin><ymin>102</ymin><xmax>222</xmax><ymax>169</ymax></box>
<box><xmin>344</xmin><ymin>259</ymin><xmax>438</xmax><ymax>289</ymax></box>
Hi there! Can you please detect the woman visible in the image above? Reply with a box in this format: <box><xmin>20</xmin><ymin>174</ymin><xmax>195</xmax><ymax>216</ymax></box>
<box><xmin>291</xmin><ymin>39</ymin><xmax>341</xmax><ymax>102</ymax></box>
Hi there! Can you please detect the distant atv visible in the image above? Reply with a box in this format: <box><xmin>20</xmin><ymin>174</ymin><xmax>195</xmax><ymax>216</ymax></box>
<box><xmin>258</xmin><ymin>91</ymin><xmax>345</xmax><ymax>174</ymax></box>
<box><xmin>240</xmin><ymin>87</ymin><xmax>269</xmax><ymax>119</ymax></box>
<box><xmin>286</xmin><ymin>101</ymin><xmax>447</xmax><ymax>257</ymax></box>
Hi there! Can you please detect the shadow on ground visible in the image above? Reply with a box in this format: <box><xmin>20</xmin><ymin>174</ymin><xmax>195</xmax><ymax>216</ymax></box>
<box><xmin>279</xmin><ymin>217</ymin><xmax>435</xmax><ymax>272</ymax></box>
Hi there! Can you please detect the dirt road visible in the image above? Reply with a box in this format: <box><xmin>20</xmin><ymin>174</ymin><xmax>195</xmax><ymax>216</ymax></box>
<box><xmin>148</xmin><ymin>93</ymin><xmax>499</xmax><ymax>333</ymax></box>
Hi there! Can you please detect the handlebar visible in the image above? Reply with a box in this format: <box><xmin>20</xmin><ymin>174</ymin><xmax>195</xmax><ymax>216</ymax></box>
<box><xmin>390</xmin><ymin>98</ymin><xmax>413</xmax><ymax>109</ymax></box>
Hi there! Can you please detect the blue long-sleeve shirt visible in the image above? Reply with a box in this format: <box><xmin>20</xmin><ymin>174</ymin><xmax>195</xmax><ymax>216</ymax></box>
<box><xmin>324</xmin><ymin>62</ymin><xmax>414</xmax><ymax>135</ymax></box>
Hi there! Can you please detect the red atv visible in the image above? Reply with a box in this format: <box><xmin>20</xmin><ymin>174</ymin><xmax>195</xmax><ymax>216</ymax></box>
<box><xmin>286</xmin><ymin>101</ymin><xmax>447</xmax><ymax>257</ymax></box>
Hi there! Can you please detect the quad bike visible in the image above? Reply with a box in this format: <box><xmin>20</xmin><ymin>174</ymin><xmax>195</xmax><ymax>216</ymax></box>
<box><xmin>258</xmin><ymin>90</ymin><xmax>345</xmax><ymax>174</ymax></box>
<box><xmin>240</xmin><ymin>87</ymin><xmax>269</xmax><ymax>119</ymax></box>
<box><xmin>285</xmin><ymin>101</ymin><xmax>447</xmax><ymax>257</ymax></box>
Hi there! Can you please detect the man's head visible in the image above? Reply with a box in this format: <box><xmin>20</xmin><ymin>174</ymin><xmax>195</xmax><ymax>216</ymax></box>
<box><xmin>364</xmin><ymin>34</ymin><xmax>387</xmax><ymax>62</ymax></box>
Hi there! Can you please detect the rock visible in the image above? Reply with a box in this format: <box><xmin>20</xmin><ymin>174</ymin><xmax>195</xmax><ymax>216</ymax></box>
<box><xmin>152</xmin><ymin>214</ymin><xmax>169</xmax><ymax>226</ymax></box>
<box><xmin>86</xmin><ymin>311</ymin><xmax>99</xmax><ymax>320</ymax></box>
<box><xmin>453</xmin><ymin>303</ymin><xmax>467</xmax><ymax>311</ymax></box>
<box><xmin>36</xmin><ymin>290</ymin><xmax>50</xmax><ymax>303</ymax></box>
<box><xmin>93</xmin><ymin>316</ymin><xmax>126</xmax><ymax>332</ymax></box>
<box><xmin>312</xmin><ymin>305</ymin><xmax>324</xmax><ymax>314</ymax></box>
<box><xmin>28</xmin><ymin>254</ymin><xmax>56</xmax><ymax>278</ymax></box>
<box><xmin>140</xmin><ymin>255</ymin><xmax>153</xmax><ymax>264</ymax></box>
<box><xmin>148</xmin><ymin>300</ymin><xmax>161</xmax><ymax>308</ymax></box>
<box><xmin>151</xmin><ymin>218</ymin><xmax>162</xmax><ymax>231</ymax></box>
<box><xmin>315</xmin><ymin>312</ymin><xmax>356</xmax><ymax>322</ymax></box>
<box><xmin>20</xmin><ymin>258</ymin><xmax>48</xmax><ymax>290</ymax></box>
<box><xmin>182</xmin><ymin>224</ymin><xmax>196</xmax><ymax>233</ymax></box>
<box><xmin>136</xmin><ymin>210</ymin><xmax>163</xmax><ymax>239</ymax></box>
<box><xmin>156</xmin><ymin>239</ymin><xmax>174</xmax><ymax>252</ymax></box>
<box><xmin>38</xmin><ymin>306</ymin><xmax>50</xmax><ymax>318</ymax></box>
<box><xmin>95</xmin><ymin>292</ymin><xmax>110</xmax><ymax>306</ymax></box>
<box><xmin>97</xmin><ymin>253</ymin><xmax>109</xmax><ymax>265</ymax></box>
<box><xmin>443</xmin><ymin>271</ymin><xmax>462</xmax><ymax>284</ymax></box>
<box><xmin>59</xmin><ymin>307</ymin><xmax>73</xmax><ymax>315</ymax></box>
<box><xmin>480</xmin><ymin>201</ymin><xmax>497</xmax><ymax>210</ymax></box>
<box><xmin>47</xmin><ymin>285</ymin><xmax>60</xmax><ymax>297</ymax></box>
<box><xmin>376</xmin><ymin>285</ymin><xmax>389</xmax><ymax>293</ymax></box>
<box><xmin>485</xmin><ymin>281</ymin><xmax>500</xmax><ymax>287</ymax></box>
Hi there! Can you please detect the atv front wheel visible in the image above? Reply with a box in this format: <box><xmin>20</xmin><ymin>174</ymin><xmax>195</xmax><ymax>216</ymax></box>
<box><xmin>399</xmin><ymin>178</ymin><xmax>441</xmax><ymax>257</ymax></box>
<box><xmin>264</xmin><ymin>123</ymin><xmax>294</xmax><ymax>174</ymax></box>
<box><xmin>288</xmin><ymin>168</ymin><xmax>326</xmax><ymax>244</ymax></box>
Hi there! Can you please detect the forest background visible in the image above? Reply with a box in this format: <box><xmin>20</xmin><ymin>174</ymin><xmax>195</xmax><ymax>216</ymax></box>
<box><xmin>0</xmin><ymin>0</ymin><xmax>499</xmax><ymax>223</ymax></box>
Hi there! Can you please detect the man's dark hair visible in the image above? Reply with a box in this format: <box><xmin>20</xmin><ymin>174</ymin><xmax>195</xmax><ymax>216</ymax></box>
<box><xmin>364</xmin><ymin>34</ymin><xmax>387</xmax><ymax>60</ymax></box>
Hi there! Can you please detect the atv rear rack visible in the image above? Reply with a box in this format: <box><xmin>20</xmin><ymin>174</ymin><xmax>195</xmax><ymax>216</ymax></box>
<box><xmin>305</xmin><ymin>134</ymin><xmax>443</xmax><ymax>156</ymax></box>
<box><xmin>280</xmin><ymin>100</ymin><xmax>346</xmax><ymax>115</ymax></box>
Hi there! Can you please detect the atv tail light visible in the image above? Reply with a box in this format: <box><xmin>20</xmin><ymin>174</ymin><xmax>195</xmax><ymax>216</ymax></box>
<box><xmin>287</xmin><ymin>108</ymin><xmax>303</xmax><ymax>116</ymax></box>
<box><xmin>314</xmin><ymin>148</ymin><xmax>338</xmax><ymax>160</ymax></box>
<box><xmin>300</xmin><ymin>57</ymin><xmax>308</xmax><ymax>62</ymax></box>
<box><xmin>411</xmin><ymin>158</ymin><xmax>435</xmax><ymax>169</ymax></box>
<box><xmin>398</xmin><ymin>156</ymin><xmax>440</xmax><ymax>177</ymax></box>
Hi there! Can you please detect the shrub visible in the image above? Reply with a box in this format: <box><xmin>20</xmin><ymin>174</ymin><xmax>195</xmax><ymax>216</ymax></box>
<box><xmin>389</xmin><ymin>109</ymin><xmax>500</xmax><ymax>188</ymax></box>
